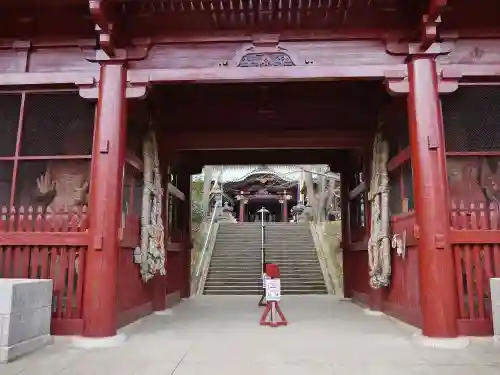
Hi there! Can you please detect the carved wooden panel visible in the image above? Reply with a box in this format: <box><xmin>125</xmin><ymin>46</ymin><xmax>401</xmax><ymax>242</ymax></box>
<box><xmin>238</xmin><ymin>52</ymin><xmax>295</xmax><ymax>67</ymax></box>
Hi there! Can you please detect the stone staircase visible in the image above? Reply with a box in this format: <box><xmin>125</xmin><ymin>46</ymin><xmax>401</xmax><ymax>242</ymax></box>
<box><xmin>203</xmin><ymin>222</ymin><xmax>327</xmax><ymax>295</ymax></box>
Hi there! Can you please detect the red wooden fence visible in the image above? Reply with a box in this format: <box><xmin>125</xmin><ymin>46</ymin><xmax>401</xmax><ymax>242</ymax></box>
<box><xmin>0</xmin><ymin>205</ymin><xmax>89</xmax><ymax>335</ymax></box>
<box><xmin>450</xmin><ymin>200</ymin><xmax>500</xmax><ymax>336</ymax></box>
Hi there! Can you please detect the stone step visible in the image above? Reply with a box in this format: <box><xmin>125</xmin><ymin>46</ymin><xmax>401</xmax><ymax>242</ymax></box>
<box><xmin>211</xmin><ymin>254</ymin><xmax>317</xmax><ymax>258</ymax></box>
<box><xmin>203</xmin><ymin>290</ymin><xmax>327</xmax><ymax>295</ymax></box>
<box><xmin>203</xmin><ymin>287</ymin><xmax>327</xmax><ymax>293</ymax></box>
<box><xmin>208</xmin><ymin>264</ymin><xmax>321</xmax><ymax>270</ymax></box>
<box><xmin>204</xmin><ymin>222</ymin><xmax>325</xmax><ymax>296</ymax></box>
<box><xmin>211</xmin><ymin>254</ymin><xmax>319</xmax><ymax>259</ymax></box>
<box><xmin>216</xmin><ymin>239</ymin><xmax>313</xmax><ymax>241</ymax></box>
<box><xmin>205</xmin><ymin>279</ymin><xmax>325</xmax><ymax>290</ymax></box>
<box><xmin>209</xmin><ymin>261</ymin><xmax>320</xmax><ymax>266</ymax></box>
<box><xmin>205</xmin><ymin>276</ymin><xmax>326</xmax><ymax>282</ymax></box>
<box><xmin>206</xmin><ymin>272</ymin><xmax>325</xmax><ymax>279</ymax></box>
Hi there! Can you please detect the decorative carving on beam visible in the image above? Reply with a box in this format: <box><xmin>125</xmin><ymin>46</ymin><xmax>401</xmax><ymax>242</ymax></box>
<box><xmin>89</xmin><ymin>0</ymin><xmax>116</xmax><ymax>56</ymax></box>
<box><xmin>238</xmin><ymin>52</ymin><xmax>295</xmax><ymax>68</ymax></box>
<box><xmin>219</xmin><ymin>35</ymin><xmax>308</xmax><ymax>67</ymax></box>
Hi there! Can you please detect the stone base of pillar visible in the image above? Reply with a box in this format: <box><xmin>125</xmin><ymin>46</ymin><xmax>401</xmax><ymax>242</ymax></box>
<box><xmin>72</xmin><ymin>333</ymin><xmax>127</xmax><ymax>349</ymax></box>
<box><xmin>411</xmin><ymin>332</ymin><xmax>470</xmax><ymax>349</ymax></box>
<box><xmin>154</xmin><ymin>309</ymin><xmax>173</xmax><ymax>316</ymax></box>
<box><xmin>363</xmin><ymin>308</ymin><xmax>384</xmax><ymax>317</ymax></box>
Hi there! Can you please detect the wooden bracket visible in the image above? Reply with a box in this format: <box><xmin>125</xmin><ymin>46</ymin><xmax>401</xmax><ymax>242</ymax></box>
<box><xmin>414</xmin><ymin>224</ymin><xmax>420</xmax><ymax>240</ymax></box>
<box><xmin>12</xmin><ymin>40</ymin><xmax>31</xmax><ymax>73</ymax></box>
<box><xmin>386</xmin><ymin>40</ymin><xmax>453</xmax><ymax>58</ymax></box>
<box><xmin>93</xmin><ymin>234</ymin><xmax>104</xmax><ymax>250</ymax></box>
<box><xmin>76</xmin><ymin>77</ymin><xmax>98</xmax><ymax>99</ymax></box>
<box><xmin>420</xmin><ymin>14</ymin><xmax>441</xmax><ymax>52</ymax></box>
<box><xmin>77</xmin><ymin>74</ymin><xmax>150</xmax><ymax>100</ymax></box>
<box><xmin>385</xmin><ymin>68</ymin><xmax>458</xmax><ymax>95</ymax></box>
<box><xmin>434</xmin><ymin>233</ymin><xmax>446</xmax><ymax>249</ymax></box>
<box><xmin>89</xmin><ymin>0</ymin><xmax>116</xmax><ymax>57</ymax></box>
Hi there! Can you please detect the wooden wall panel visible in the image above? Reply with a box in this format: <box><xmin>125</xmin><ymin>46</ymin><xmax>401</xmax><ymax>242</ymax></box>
<box><xmin>383</xmin><ymin>213</ymin><xmax>421</xmax><ymax>327</ymax></box>
<box><xmin>130</xmin><ymin>43</ymin><xmax>241</xmax><ymax>69</ymax></box>
<box><xmin>0</xmin><ymin>50</ymin><xmax>27</xmax><ymax>73</ymax></box>
<box><xmin>131</xmin><ymin>40</ymin><xmax>403</xmax><ymax>70</ymax></box>
<box><xmin>28</xmin><ymin>47</ymin><xmax>97</xmax><ymax>72</ymax></box>
<box><xmin>439</xmin><ymin>39</ymin><xmax>500</xmax><ymax>65</ymax></box>
<box><xmin>283</xmin><ymin>40</ymin><xmax>404</xmax><ymax>66</ymax></box>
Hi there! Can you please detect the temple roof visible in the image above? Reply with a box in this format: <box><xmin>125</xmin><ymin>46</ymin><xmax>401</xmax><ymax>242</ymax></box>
<box><xmin>0</xmin><ymin>1</ymin><xmax>497</xmax><ymax>41</ymax></box>
<box><xmin>226</xmin><ymin>164</ymin><xmax>295</xmax><ymax>184</ymax></box>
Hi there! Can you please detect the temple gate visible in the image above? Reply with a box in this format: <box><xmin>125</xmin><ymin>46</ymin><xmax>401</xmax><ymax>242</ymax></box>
<box><xmin>0</xmin><ymin>0</ymin><xmax>499</xmax><ymax>344</ymax></box>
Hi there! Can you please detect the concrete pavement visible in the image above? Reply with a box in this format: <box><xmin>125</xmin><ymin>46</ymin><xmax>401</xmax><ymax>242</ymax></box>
<box><xmin>1</xmin><ymin>295</ymin><xmax>499</xmax><ymax>375</ymax></box>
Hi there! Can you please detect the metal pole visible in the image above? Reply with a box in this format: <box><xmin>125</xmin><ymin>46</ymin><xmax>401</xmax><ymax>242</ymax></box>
<box><xmin>261</xmin><ymin>206</ymin><xmax>264</xmax><ymax>277</ymax></box>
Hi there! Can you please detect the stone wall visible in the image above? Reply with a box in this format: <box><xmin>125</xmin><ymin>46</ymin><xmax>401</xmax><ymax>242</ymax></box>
<box><xmin>0</xmin><ymin>279</ymin><xmax>53</xmax><ymax>363</ymax></box>
<box><xmin>491</xmin><ymin>278</ymin><xmax>500</xmax><ymax>341</ymax></box>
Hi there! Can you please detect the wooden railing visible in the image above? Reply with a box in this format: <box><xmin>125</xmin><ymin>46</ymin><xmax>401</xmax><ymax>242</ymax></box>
<box><xmin>450</xmin><ymin>200</ymin><xmax>500</xmax><ymax>336</ymax></box>
<box><xmin>0</xmin><ymin>205</ymin><xmax>89</xmax><ymax>335</ymax></box>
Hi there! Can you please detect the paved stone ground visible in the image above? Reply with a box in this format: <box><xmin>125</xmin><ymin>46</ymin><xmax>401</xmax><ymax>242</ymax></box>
<box><xmin>2</xmin><ymin>295</ymin><xmax>500</xmax><ymax>375</ymax></box>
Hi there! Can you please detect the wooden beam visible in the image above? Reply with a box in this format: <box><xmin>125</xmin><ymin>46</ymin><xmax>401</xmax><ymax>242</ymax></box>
<box><xmin>450</xmin><ymin>230</ymin><xmax>500</xmax><ymax>244</ymax></box>
<box><xmin>348</xmin><ymin>182</ymin><xmax>366</xmax><ymax>200</ymax></box>
<box><xmin>181</xmin><ymin>149</ymin><xmax>346</xmax><ymax>167</ymax></box>
<box><xmin>168</xmin><ymin>183</ymin><xmax>185</xmax><ymax>201</ymax></box>
<box><xmin>129</xmin><ymin>65</ymin><xmax>408</xmax><ymax>84</ymax></box>
<box><xmin>125</xmin><ymin>152</ymin><xmax>144</xmax><ymax>172</ymax></box>
<box><xmin>387</xmin><ymin>147</ymin><xmax>411</xmax><ymax>172</ymax></box>
<box><xmin>0</xmin><ymin>232</ymin><xmax>89</xmax><ymax>246</ymax></box>
<box><xmin>0</xmin><ymin>72</ymin><xmax>98</xmax><ymax>87</ymax></box>
<box><xmin>162</xmin><ymin>130</ymin><xmax>371</xmax><ymax>151</ymax></box>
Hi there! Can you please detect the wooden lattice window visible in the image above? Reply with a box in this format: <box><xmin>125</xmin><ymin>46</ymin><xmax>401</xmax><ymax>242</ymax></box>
<box><xmin>0</xmin><ymin>91</ymin><xmax>95</xmax><ymax>212</ymax></box>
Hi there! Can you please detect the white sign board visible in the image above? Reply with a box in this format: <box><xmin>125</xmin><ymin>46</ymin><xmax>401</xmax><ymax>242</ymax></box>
<box><xmin>262</xmin><ymin>274</ymin><xmax>269</xmax><ymax>289</ymax></box>
<box><xmin>265</xmin><ymin>278</ymin><xmax>281</xmax><ymax>301</ymax></box>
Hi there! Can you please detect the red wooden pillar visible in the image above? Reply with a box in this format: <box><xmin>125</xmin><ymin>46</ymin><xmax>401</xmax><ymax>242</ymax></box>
<box><xmin>239</xmin><ymin>199</ymin><xmax>246</xmax><ymax>222</ymax></box>
<box><xmin>82</xmin><ymin>64</ymin><xmax>127</xmax><ymax>338</ymax></box>
<box><xmin>177</xmin><ymin>171</ymin><xmax>192</xmax><ymax>298</ymax></box>
<box><xmin>407</xmin><ymin>56</ymin><xmax>458</xmax><ymax>338</ymax></box>
<box><xmin>282</xmin><ymin>195</ymin><xmax>288</xmax><ymax>222</ymax></box>
<box><xmin>340</xmin><ymin>169</ymin><xmax>352</xmax><ymax>298</ymax></box>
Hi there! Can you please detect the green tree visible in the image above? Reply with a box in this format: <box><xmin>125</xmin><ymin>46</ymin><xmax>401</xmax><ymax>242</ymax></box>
<box><xmin>191</xmin><ymin>176</ymin><xmax>204</xmax><ymax>229</ymax></box>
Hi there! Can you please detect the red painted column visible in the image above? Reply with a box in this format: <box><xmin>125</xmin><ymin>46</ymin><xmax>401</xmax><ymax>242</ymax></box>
<box><xmin>282</xmin><ymin>196</ymin><xmax>288</xmax><ymax>222</ymax></box>
<box><xmin>177</xmin><ymin>171</ymin><xmax>192</xmax><ymax>298</ymax></box>
<box><xmin>407</xmin><ymin>56</ymin><xmax>458</xmax><ymax>338</ymax></box>
<box><xmin>239</xmin><ymin>199</ymin><xmax>245</xmax><ymax>222</ymax></box>
<box><xmin>340</xmin><ymin>170</ymin><xmax>352</xmax><ymax>299</ymax></box>
<box><xmin>83</xmin><ymin>64</ymin><xmax>127</xmax><ymax>337</ymax></box>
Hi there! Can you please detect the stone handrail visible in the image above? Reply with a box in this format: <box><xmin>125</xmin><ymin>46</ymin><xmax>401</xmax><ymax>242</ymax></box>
<box><xmin>191</xmin><ymin>208</ymin><xmax>220</xmax><ymax>295</ymax></box>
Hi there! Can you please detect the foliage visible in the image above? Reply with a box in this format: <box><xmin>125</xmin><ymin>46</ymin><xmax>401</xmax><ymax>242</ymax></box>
<box><xmin>191</xmin><ymin>177</ymin><xmax>205</xmax><ymax>229</ymax></box>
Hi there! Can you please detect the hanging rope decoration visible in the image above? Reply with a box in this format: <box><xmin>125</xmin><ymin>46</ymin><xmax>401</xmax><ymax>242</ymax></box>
<box><xmin>133</xmin><ymin>131</ymin><xmax>166</xmax><ymax>282</ymax></box>
<box><xmin>367</xmin><ymin>132</ymin><xmax>391</xmax><ymax>289</ymax></box>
